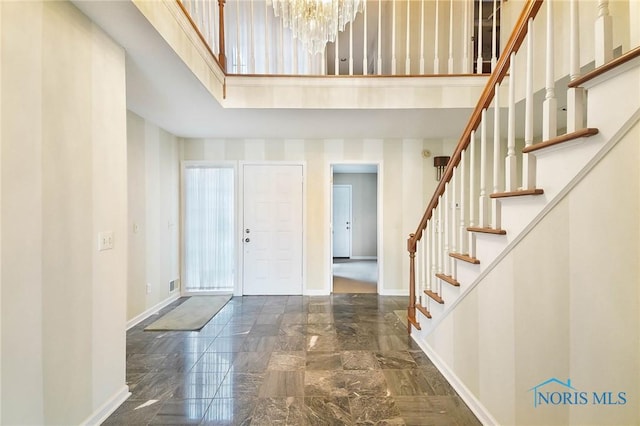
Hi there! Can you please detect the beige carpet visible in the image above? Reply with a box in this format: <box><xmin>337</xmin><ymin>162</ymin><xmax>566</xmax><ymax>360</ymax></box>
<box><xmin>332</xmin><ymin>259</ymin><xmax>378</xmax><ymax>294</ymax></box>
<box><xmin>332</xmin><ymin>276</ymin><xmax>377</xmax><ymax>294</ymax></box>
<box><xmin>145</xmin><ymin>295</ymin><xmax>232</xmax><ymax>331</ymax></box>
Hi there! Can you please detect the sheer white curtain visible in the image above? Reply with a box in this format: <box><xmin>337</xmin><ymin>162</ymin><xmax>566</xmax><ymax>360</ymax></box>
<box><xmin>184</xmin><ymin>165</ymin><xmax>235</xmax><ymax>292</ymax></box>
<box><xmin>226</xmin><ymin>0</ymin><xmax>326</xmax><ymax>74</ymax></box>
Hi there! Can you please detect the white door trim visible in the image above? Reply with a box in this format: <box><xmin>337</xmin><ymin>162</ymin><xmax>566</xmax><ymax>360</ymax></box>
<box><xmin>327</xmin><ymin>161</ymin><xmax>383</xmax><ymax>295</ymax></box>
<box><xmin>238</xmin><ymin>161</ymin><xmax>306</xmax><ymax>296</ymax></box>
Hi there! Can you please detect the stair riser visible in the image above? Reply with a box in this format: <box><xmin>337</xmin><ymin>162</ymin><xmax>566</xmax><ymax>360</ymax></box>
<box><xmin>474</xmin><ymin>233</ymin><xmax>508</xmax><ymax>273</ymax></box>
<box><xmin>534</xmin><ymin>136</ymin><xmax>605</xmax><ymax>201</ymax></box>
<box><xmin>455</xmin><ymin>261</ymin><xmax>480</xmax><ymax>292</ymax></box>
<box><xmin>585</xmin><ymin>59</ymin><xmax>640</xmax><ymax>136</ymax></box>
<box><xmin>440</xmin><ymin>282</ymin><xmax>460</xmax><ymax>307</ymax></box>
<box><xmin>496</xmin><ymin>196</ymin><xmax>547</xmax><ymax>241</ymax></box>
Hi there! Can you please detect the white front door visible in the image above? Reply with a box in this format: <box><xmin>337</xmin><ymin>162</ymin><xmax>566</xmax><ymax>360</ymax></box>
<box><xmin>332</xmin><ymin>185</ymin><xmax>352</xmax><ymax>258</ymax></box>
<box><xmin>243</xmin><ymin>164</ymin><xmax>303</xmax><ymax>295</ymax></box>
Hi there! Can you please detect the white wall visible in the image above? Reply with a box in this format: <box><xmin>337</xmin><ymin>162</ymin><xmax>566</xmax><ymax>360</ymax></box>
<box><xmin>1</xmin><ymin>1</ymin><xmax>128</xmax><ymax>424</ymax></box>
<box><xmin>423</xmin><ymin>119</ymin><xmax>640</xmax><ymax>425</ymax></box>
<box><xmin>181</xmin><ymin>137</ymin><xmax>455</xmax><ymax>295</ymax></box>
<box><xmin>127</xmin><ymin>111</ymin><xmax>180</xmax><ymax>322</ymax></box>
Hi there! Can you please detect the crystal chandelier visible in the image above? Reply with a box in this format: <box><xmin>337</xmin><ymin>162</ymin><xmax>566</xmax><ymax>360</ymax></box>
<box><xmin>271</xmin><ymin>0</ymin><xmax>364</xmax><ymax>54</ymax></box>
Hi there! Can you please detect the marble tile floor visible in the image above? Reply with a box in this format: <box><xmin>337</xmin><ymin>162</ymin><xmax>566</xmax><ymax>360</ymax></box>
<box><xmin>104</xmin><ymin>294</ymin><xmax>480</xmax><ymax>425</ymax></box>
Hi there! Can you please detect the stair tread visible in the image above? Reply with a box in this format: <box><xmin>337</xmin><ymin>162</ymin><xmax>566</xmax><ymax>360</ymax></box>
<box><xmin>568</xmin><ymin>46</ymin><xmax>640</xmax><ymax>88</ymax></box>
<box><xmin>522</xmin><ymin>128</ymin><xmax>599</xmax><ymax>154</ymax></box>
<box><xmin>491</xmin><ymin>188</ymin><xmax>544</xmax><ymax>198</ymax></box>
<box><xmin>449</xmin><ymin>252</ymin><xmax>481</xmax><ymax>264</ymax></box>
<box><xmin>435</xmin><ymin>273</ymin><xmax>460</xmax><ymax>287</ymax></box>
<box><xmin>416</xmin><ymin>303</ymin><xmax>432</xmax><ymax>319</ymax></box>
<box><xmin>467</xmin><ymin>226</ymin><xmax>507</xmax><ymax>235</ymax></box>
<box><xmin>424</xmin><ymin>290</ymin><xmax>444</xmax><ymax>304</ymax></box>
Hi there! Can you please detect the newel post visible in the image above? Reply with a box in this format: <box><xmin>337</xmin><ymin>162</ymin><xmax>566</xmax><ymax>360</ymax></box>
<box><xmin>407</xmin><ymin>233</ymin><xmax>417</xmax><ymax>333</ymax></box>
<box><xmin>218</xmin><ymin>0</ymin><xmax>227</xmax><ymax>71</ymax></box>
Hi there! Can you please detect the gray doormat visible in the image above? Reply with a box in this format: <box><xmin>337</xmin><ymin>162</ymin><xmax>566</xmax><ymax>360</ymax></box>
<box><xmin>145</xmin><ymin>295</ymin><xmax>232</xmax><ymax>331</ymax></box>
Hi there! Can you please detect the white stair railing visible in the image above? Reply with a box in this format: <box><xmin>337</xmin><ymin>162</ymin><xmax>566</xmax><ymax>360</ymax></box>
<box><xmin>179</xmin><ymin>0</ymin><xmax>502</xmax><ymax>75</ymax></box>
<box><xmin>408</xmin><ymin>0</ymin><xmax>639</xmax><ymax>328</ymax></box>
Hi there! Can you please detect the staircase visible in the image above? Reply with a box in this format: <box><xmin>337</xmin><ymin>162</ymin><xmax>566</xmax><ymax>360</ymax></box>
<box><xmin>406</xmin><ymin>1</ymin><xmax>640</xmax><ymax>424</ymax></box>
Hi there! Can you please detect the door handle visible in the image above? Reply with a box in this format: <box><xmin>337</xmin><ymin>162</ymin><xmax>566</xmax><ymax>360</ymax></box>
<box><xmin>245</xmin><ymin>238</ymin><xmax>250</xmax><ymax>243</ymax></box>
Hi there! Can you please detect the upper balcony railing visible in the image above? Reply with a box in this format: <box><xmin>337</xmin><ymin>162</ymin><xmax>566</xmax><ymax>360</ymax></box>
<box><xmin>178</xmin><ymin>0</ymin><xmax>502</xmax><ymax>76</ymax></box>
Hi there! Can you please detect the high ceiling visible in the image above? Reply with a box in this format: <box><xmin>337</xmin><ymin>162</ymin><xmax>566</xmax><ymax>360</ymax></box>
<box><xmin>73</xmin><ymin>0</ymin><xmax>474</xmax><ymax>140</ymax></box>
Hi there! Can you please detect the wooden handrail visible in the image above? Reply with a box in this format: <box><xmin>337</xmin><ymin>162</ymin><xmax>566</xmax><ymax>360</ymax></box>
<box><xmin>568</xmin><ymin>45</ymin><xmax>640</xmax><ymax>88</ymax></box>
<box><xmin>406</xmin><ymin>0</ymin><xmax>543</xmax><ymax>332</ymax></box>
<box><xmin>409</xmin><ymin>0</ymin><xmax>544</xmax><ymax>246</ymax></box>
<box><xmin>175</xmin><ymin>0</ymin><xmax>226</xmax><ymax>72</ymax></box>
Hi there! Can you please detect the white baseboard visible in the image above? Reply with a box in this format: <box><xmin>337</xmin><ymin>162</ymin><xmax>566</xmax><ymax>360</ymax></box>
<box><xmin>411</xmin><ymin>336</ymin><xmax>499</xmax><ymax>426</ymax></box>
<box><xmin>181</xmin><ymin>290</ymin><xmax>233</xmax><ymax>296</ymax></box>
<box><xmin>378</xmin><ymin>289</ymin><xmax>409</xmax><ymax>296</ymax></box>
<box><xmin>80</xmin><ymin>385</ymin><xmax>130</xmax><ymax>426</ymax></box>
<box><xmin>349</xmin><ymin>256</ymin><xmax>378</xmax><ymax>260</ymax></box>
<box><xmin>304</xmin><ymin>289</ymin><xmax>330</xmax><ymax>296</ymax></box>
<box><xmin>126</xmin><ymin>293</ymin><xmax>181</xmax><ymax>330</ymax></box>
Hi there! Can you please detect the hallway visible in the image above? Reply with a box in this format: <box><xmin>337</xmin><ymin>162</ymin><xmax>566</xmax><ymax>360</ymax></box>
<box><xmin>105</xmin><ymin>294</ymin><xmax>479</xmax><ymax>425</ymax></box>
<box><xmin>332</xmin><ymin>259</ymin><xmax>378</xmax><ymax>294</ymax></box>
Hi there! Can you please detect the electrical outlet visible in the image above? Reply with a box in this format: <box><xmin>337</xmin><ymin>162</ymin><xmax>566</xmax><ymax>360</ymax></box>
<box><xmin>146</xmin><ymin>283</ymin><xmax>152</xmax><ymax>294</ymax></box>
<box><xmin>98</xmin><ymin>231</ymin><xmax>114</xmax><ymax>251</ymax></box>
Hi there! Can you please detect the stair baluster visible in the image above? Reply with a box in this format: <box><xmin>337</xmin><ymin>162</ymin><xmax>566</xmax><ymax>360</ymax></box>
<box><xmin>468</xmin><ymin>130</ymin><xmax>477</xmax><ymax>259</ymax></box>
<box><xmin>505</xmin><ymin>53</ymin><xmax>518</xmax><ymax>192</ymax></box>
<box><xmin>491</xmin><ymin>0</ymin><xmax>498</xmax><ymax>71</ymax></box>
<box><xmin>419</xmin><ymin>0</ymin><xmax>425</xmax><ymax>74</ymax></box>
<box><xmin>437</xmin><ymin>198</ymin><xmax>444</xmax><ymax>294</ymax></box>
<box><xmin>406</xmin><ymin>0</ymin><xmax>412</xmax><ymax>74</ymax></box>
<box><xmin>476</xmin><ymin>0</ymin><xmax>483</xmax><ymax>74</ymax></box>
<box><xmin>458</xmin><ymin>147</ymin><xmax>468</xmax><ymax>256</ymax></box>
<box><xmin>491</xmin><ymin>81</ymin><xmax>502</xmax><ymax>230</ymax></box>
<box><xmin>567</xmin><ymin>0</ymin><xmax>585</xmax><ymax>132</ymax></box>
<box><xmin>430</xmin><ymin>208</ymin><xmax>437</xmax><ymax>308</ymax></box>
<box><xmin>418</xmin><ymin>235</ymin><xmax>426</xmax><ymax>306</ymax></box>
<box><xmin>542</xmin><ymin>0</ymin><xmax>557</xmax><ymax>142</ymax></box>
<box><xmin>448</xmin><ymin>0</ymin><xmax>455</xmax><ymax>73</ymax></box>
<box><xmin>450</xmin><ymin>166</ymin><xmax>459</xmax><ymax>281</ymax></box>
<box><xmin>479</xmin><ymin>109</ymin><xmax>489</xmax><ymax>227</ymax></box>
<box><xmin>595</xmin><ymin>0</ymin><xmax>613</xmax><ymax>67</ymax></box>
<box><xmin>434</xmin><ymin>0</ymin><xmax>440</xmax><ymax>74</ymax></box>
<box><xmin>443</xmin><ymin>183</ymin><xmax>450</xmax><ymax>282</ymax></box>
<box><xmin>522</xmin><ymin>18</ymin><xmax>536</xmax><ymax>190</ymax></box>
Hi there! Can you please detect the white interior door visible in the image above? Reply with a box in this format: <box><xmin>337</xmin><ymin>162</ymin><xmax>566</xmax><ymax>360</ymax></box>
<box><xmin>243</xmin><ymin>164</ymin><xmax>303</xmax><ymax>295</ymax></box>
<box><xmin>332</xmin><ymin>185</ymin><xmax>352</xmax><ymax>258</ymax></box>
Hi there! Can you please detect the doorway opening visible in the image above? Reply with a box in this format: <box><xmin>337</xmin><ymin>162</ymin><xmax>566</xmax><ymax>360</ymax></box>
<box><xmin>330</xmin><ymin>163</ymin><xmax>379</xmax><ymax>294</ymax></box>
